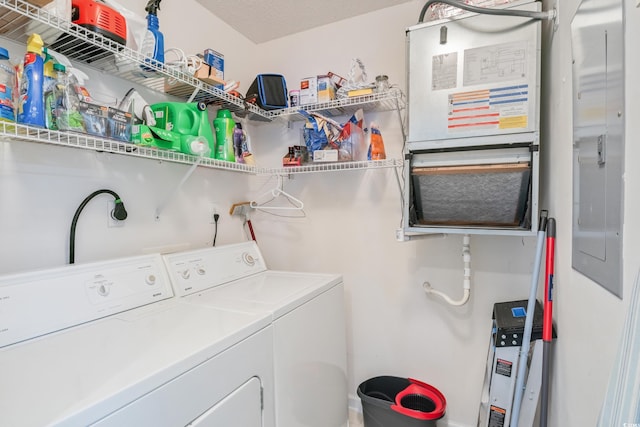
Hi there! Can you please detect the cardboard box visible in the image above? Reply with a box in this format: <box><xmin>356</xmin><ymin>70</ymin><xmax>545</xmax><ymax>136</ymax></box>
<box><xmin>300</xmin><ymin>76</ymin><xmax>317</xmax><ymax>105</ymax></box>
<box><xmin>108</xmin><ymin>107</ymin><xmax>133</xmax><ymax>142</ymax></box>
<box><xmin>194</xmin><ymin>65</ymin><xmax>226</xmax><ymax>86</ymax></box>
<box><xmin>203</xmin><ymin>49</ymin><xmax>224</xmax><ymax>81</ymax></box>
<box><xmin>283</xmin><ymin>145</ymin><xmax>309</xmax><ymax>166</ymax></box>
<box><xmin>317</xmin><ymin>75</ymin><xmax>336</xmax><ymax>103</ymax></box>
<box><xmin>313</xmin><ymin>149</ymin><xmax>338</xmax><ymax>162</ymax></box>
<box><xmin>79</xmin><ymin>102</ymin><xmax>109</xmax><ymax>138</ymax></box>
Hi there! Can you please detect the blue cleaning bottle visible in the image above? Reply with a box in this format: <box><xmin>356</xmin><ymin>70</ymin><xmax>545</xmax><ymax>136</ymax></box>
<box><xmin>17</xmin><ymin>34</ymin><xmax>45</xmax><ymax>127</ymax></box>
<box><xmin>141</xmin><ymin>0</ymin><xmax>165</xmax><ymax>68</ymax></box>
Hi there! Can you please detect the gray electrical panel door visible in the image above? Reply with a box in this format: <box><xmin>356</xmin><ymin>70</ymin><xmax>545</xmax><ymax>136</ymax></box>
<box><xmin>571</xmin><ymin>0</ymin><xmax>624</xmax><ymax>298</ymax></box>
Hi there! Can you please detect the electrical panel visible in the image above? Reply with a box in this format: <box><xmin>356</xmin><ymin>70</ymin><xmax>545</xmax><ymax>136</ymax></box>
<box><xmin>404</xmin><ymin>0</ymin><xmax>541</xmax><ymax>236</ymax></box>
<box><xmin>571</xmin><ymin>0</ymin><xmax>624</xmax><ymax>297</ymax></box>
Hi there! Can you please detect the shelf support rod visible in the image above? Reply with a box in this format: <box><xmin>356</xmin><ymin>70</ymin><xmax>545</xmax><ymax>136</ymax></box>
<box><xmin>155</xmin><ymin>156</ymin><xmax>204</xmax><ymax>220</ymax></box>
<box><xmin>187</xmin><ymin>84</ymin><xmax>201</xmax><ymax>103</ymax></box>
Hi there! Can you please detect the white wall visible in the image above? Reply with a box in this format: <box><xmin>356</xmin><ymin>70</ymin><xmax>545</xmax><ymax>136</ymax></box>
<box><xmin>248</xmin><ymin>3</ymin><xmax>538</xmax><ymax>426</ymax></box>
<box><xmin>540</xmin><ymin>0</ymin><xmax>639</xmax><ymax>426</ymax></box>
<box><xmin>0</xmin><ymin>0</ymin><xmax>260</xmax><ymax>271</ymax></box>
<box><xmin>1</xmin><ymin>1</ymin><xmax>638</xmax><ymax>426</ymax></box>
<box><xmin>247</xmin><ymin>1</ymin><xmax>640</xmax><ymax>426</ymax></box>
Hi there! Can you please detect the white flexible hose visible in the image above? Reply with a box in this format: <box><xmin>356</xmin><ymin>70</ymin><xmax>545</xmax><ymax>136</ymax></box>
<box><xmin>423</xmin><ymin>235</ymin><xmax>471</xmax><ymax>306</ymax></box>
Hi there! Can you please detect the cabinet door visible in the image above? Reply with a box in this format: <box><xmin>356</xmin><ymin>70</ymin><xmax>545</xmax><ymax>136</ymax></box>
<box><xmin>187</xmin><ymin>377</ymin><xmax>262</xmax><ymax>427</ymax></box>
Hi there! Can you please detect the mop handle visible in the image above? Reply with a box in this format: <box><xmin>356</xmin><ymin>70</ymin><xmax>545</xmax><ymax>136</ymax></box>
<box><xmin>511</xmin><ymin>214</ymin><xmax>548</xmax><ymax>427</ymax></box>
<box><xmin>543</xmin><ymin>219</ymin><xmax>556</xmax><ymax>342</ymax></box>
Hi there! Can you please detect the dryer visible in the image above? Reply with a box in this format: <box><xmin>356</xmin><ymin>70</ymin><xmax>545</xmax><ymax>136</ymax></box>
<box><xmin>0</xmin><ymin>253</ymin><xmax>275</xmax><ymax>427</ymax></box>
<box><xmin>163</xmin><ymin>241</ymin><xmax>349</xmax><ymax>427</ymax></box>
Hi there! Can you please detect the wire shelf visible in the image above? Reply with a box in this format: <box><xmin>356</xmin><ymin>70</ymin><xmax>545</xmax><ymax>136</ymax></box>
<box><xmin>0</xmin><ymin>0</ymin><xmax>270</xmax><ymax>121</ymax></box>
<box><xmin>266</xmin><ymin>88</ymin><xmax>406</xmax><ymax>121</ymax></box>
<box><xmin>0</xmin><ymin>121</ymin><xmax>257</xmax><ymax>173</ymax></box>
<box><xmin>259</xmin><ymin>159</ymin><xmax>403</xmax><ymax>175</ymax></box>
<box><xmin>0</xmin><ymin>122</ymin><xmax>402</xmax><ymax>174</ymax></box>
<box><xmin>0</xmin><ymin>0</ymin><xmax>405</xmax><ymax>175</ymax></box>
<box><xmin>0</xmin><ymin>0</ymin><xmax>406</xmax><ymax>123</ymax></box>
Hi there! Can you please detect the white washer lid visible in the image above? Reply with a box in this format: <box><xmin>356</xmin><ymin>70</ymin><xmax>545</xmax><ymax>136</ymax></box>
<box><xmin>181</xmin><ymin>270</ymin><xmax>342</xmax><ymax>319</ymax></box>
<box><xmin>0</xmin><ymin>300</ymin><xmax>270</xmax><ymax>427</ymax></box>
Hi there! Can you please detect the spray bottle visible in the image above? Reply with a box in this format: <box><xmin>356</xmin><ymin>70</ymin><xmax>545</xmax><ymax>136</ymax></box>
<box><xmin>141</xmin><ymin>0</ymin><xmax>164</xmax><ymax>67</ymax></box>
<box><xmin>17</xmin><ymin>34</ymin><xmax>45</xmax><ymax>127</ymax></box>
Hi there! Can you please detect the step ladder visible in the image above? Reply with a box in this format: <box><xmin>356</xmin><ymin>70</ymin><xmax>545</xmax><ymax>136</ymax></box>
<box><xmin>478</xmin><ymin>300</ymin><xmax>545</xmax><ymax>427</ymax></box>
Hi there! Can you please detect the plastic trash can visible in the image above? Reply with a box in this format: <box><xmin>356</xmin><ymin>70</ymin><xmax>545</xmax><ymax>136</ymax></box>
<box><xmin>357</xmin><ymin>376</ymin><xmax>446</xmax><ymax>427</ymax></box>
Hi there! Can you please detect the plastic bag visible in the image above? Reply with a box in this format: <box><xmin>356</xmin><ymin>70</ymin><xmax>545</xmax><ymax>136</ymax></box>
<box><xmin>335</xmin><ymin>58</ymin><xmax>374</xmax><ymax>99</ymax></box>
<box><xmin>101</xmin><ymin>0</ymin><xmax>147</xmax><ymax>51</ymax></box>
<box><xmin>300</xmin><ymin>111</ymin><xmax>343</xmax><ymax>153</ymax></box>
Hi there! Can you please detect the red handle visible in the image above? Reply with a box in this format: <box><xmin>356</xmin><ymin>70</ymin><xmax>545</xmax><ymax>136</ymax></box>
<box><xmin>543</xmin><ymin>219</ymin><xmax>556</xmax><ymax>341</ymax></box>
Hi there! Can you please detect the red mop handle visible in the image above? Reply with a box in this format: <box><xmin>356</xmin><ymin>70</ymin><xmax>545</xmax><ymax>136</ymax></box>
<box><xmin>543</xmin><ymin>218</ymin><xmax>556</xmax><ymax>341</ymax></box>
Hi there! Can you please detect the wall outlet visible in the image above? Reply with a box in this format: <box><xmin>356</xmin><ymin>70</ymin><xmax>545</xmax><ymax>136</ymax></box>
<box><xmin>210</xmin><ymin>203</ymin><xmax>221</xmax><ymax>224</ymax></box>
<box><xmin>107</xmin><ymin>200</ymin><xmax>125</xmax><ymax>227</ymax></box>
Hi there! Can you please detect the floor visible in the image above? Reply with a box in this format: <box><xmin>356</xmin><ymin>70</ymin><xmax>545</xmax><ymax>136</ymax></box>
<box><xmin>349</xmin><ymin>408</ymin><xmax>364</xmax><ymax>427</ymax></box>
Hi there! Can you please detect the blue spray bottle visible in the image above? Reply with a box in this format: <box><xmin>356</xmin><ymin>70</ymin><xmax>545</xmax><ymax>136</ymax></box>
<box><xmin>141</xmin><ymin>0</ymin><xmax>164</xmax><ymax>68</ymax></box>
<box><xmin>17</xmin><ymin>34</ymin><xmax>45</xmax><ymax>127</ymax></box>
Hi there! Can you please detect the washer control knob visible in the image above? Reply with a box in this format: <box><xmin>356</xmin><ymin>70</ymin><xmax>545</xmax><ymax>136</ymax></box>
<box><xmin>97</xmin><ymin>284</ymin><xmax>109</xmax><ymax>297</ymax></box>
<box><xmin>181</xmin><ymin>269</ymin><xmax>191</xmax><ymax>280</ymax></box>
<box><xmin>145</xmin><ymin>274</ymin><xmax>156</xmax><ymax>286</ymax></box>
<box><xmin>196</xmin><ymin>266</ymin><xmax>206</xmax><ymax>275</ymax></box>
<box><xmin>242</xmin><ymin>252</ymin><xmax>255</xmax><ymax>266</ymax></box>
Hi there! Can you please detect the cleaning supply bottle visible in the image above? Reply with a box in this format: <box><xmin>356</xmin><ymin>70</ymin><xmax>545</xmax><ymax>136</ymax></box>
<box><xmin>233</xmin><ymin>123</ymin><xmax>246</xmax><ymax>163</ymax></box>
<box><xmin>141</xmin><ymin>0</ymin><xmax>164</xmax><ymax>67</ymax></box>
<box><xmin>214</xmin><ymin>109</ymin><xmax>236</xmax><ymax>162</ymax></box>
<box><xmin>44</xmin><ymin>63</ymin><xmax>65</xmax><ymax>130</ymax></box>
<box><xmin>42</xmin><ymin>47</ymin><xmax>57</xmax><ymax>95</ymax></box>
<box><xmin>369</xmin><ymin>122</ymin><xmax>386</xmax><ymax>160</ymax></box>
<box><xmin>0</xmin><ymin>47</ymin><xmax>16</xmax><ymax>123</ymax></box>
<box><xmin>17</xmin><ymin>34</ymin><xmax>45</xmax><ymax>127</ymax></box>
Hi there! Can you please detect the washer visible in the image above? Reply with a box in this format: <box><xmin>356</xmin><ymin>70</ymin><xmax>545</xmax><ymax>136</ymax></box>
<box><xmin>0</xmin><ymin>253</ymin><xmax>275</xmax><ymax>427</ymax></box>
<box><xmin>163</xmin><ymin>241</ymin><xmax>349</xmax><ymax>427</ymax></box>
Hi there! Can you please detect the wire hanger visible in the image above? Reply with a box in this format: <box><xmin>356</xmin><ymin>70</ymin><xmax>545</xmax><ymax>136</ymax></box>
<box><xmin>250</xmin><ymin>175</ymin><xmax>304</xmax><ymax>211</ymax></box>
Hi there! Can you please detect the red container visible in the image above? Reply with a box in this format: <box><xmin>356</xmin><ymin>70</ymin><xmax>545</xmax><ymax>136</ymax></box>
<box><xmin>72</xmin><ymin>0</ymin><xmax>127</xmax><ymax>45</ymax></box>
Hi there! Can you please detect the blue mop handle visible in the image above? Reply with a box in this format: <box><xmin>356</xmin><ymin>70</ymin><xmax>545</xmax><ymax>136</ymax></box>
<box><xmin>510</xmin><ymin>214</ymin><xmax>548</xmax><ymax>427</ymax></box>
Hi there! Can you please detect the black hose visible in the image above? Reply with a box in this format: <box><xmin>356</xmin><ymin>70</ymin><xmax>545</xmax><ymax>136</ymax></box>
<box><xmin>69</xmin><ymin>189</ymin><xmax>127</xmax><ymax>264</ymax></box>
<box><xmin>418</xmin><ymin>0</ymin><xmax>553</xmax><ymax>23</ymax></box>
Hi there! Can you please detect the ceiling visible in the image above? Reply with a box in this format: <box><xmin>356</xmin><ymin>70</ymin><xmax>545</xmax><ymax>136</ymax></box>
<box><xmin>195</xmin><ymin>0</ymin><xmax>415</xmax><ymax>44</ymax></box>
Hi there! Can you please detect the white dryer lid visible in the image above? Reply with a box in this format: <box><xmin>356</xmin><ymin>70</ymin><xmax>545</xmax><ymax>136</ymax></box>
<box><xmin>0</xmin><ymin>300</ymin><xmax>270</xmax><ymax>427</ymax></box>
<box><xmin>181</xmin><ymin>270</ymin><xmax>343</xmax><ymax>319</ymax></box>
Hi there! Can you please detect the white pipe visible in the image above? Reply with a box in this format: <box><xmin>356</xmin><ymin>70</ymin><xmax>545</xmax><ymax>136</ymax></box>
<box><xmin>423</xmin><ymin>235</ymin><xmax>471</xmax><ymax>306</ymax></box>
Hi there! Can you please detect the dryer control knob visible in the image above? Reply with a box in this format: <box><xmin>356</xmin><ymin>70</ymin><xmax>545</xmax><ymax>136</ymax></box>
<box><xmin>181</xmin><ymin>269</ymin><xmax>191</xmax><ymax>280</ymax></box>
<box><xmin>145</xmin><ymin>274</ymin><xmax>156</xmax><ymax>285</ymax></box>
<box><xmin>97</xmin><ymin>284</ymin><xmax>110</xmax><ymax>297</ymax></box>
<box><xmin>242</xmin><ymin>252</ymin><xmax>255</xmax><ymax>266</ymax></box>
<box><xmin>196</xmin><ymin>267</ymin><xmax>206</xmax><ymax>275</ymax></box>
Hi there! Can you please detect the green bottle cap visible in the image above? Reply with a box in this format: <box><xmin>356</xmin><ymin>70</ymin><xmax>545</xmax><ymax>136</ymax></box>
<box><xmin>217</xmin><ymin>109</ymin><xmax>232</xmax><ymax>119</ymax></box>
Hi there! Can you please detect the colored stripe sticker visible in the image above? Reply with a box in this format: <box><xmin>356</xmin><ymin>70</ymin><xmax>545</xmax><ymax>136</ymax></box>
<box><xmin>448</xmin><ymin>85</ymin><xmax>529</xmax><ymax>132</ymax></box>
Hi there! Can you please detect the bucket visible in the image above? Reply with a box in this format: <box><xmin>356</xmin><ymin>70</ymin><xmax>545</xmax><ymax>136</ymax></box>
<box><xmin>357</xmin><ymin>376</ymin><xmax>446</xmax><ymax>427</ymax></box>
